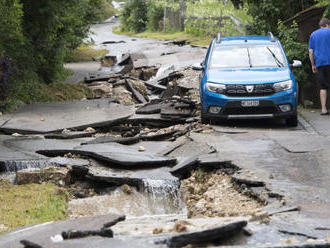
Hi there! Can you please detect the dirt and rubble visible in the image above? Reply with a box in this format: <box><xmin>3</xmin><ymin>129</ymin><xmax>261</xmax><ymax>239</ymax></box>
<box><xmin>181</xmin><ymin>171</ymin><xmax>265</xmax><ymax>219</ymax></box>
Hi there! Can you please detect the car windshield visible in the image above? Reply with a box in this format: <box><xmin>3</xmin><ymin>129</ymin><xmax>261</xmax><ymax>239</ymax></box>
<box><xmin>210</xmin><ymin>44</ymin><xmax>287</xmax><ymax>68</ymax></box>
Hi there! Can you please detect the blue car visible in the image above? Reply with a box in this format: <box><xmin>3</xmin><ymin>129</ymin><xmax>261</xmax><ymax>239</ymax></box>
<box><xmin>199</xmin><ymin>33</ymin><xmax>302</xmax><ymax>126</ymax></box>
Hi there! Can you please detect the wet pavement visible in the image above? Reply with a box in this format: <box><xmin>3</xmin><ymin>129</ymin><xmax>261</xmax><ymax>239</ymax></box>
<box><xmin>2</xmin><ymin>18</ymin><xmax>330</xmax><ymax>248</ymax></box>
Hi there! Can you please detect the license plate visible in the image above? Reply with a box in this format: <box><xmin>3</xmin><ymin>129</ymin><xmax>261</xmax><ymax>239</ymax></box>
<box><xmin>241</xmin><ymin>100</ymin><xmax>260</xmax><ymax>107</ymax></box>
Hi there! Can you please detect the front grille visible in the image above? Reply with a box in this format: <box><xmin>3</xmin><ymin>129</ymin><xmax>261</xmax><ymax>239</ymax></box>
<box><xmin>225</xmin><ymin>84</ymin><xmax>275</xmax><ymax>97</ymax></box>
<box><xmin>223</xmin><ymin>106</ymin><xmax>277</xmax><ymax>115</ymax></box>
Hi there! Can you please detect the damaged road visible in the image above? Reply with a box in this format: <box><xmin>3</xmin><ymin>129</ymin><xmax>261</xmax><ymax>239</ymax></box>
<box><xmin>2</xmin><ymin>16</ymin><xmax>330</xmax><ymax>248</ymax></box>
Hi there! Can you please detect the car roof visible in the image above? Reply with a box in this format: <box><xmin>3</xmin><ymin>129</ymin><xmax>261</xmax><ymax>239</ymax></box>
<box><xmin>215</xmin><ymin>36</ymin><xmax>279</xmax><ymax>46</ymax></box>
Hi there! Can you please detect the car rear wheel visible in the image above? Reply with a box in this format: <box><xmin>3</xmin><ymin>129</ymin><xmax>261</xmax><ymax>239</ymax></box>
<box><xmin>286</xmin><ymin>115</ymin><xmax>298</xmax><ymax>127</ymax></box>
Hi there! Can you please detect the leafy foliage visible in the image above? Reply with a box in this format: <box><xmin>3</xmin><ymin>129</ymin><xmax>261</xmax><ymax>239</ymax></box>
<box><xmin>0</xmin><ymin>0</ymin><xmax>113</xmax><ymax>109</ymax></box>
<box><xmin>120</xmin><ymin>0</ymin><xmax>148</xmax><ymax>32</ymax></box>
<box><xmin>147</xmin><ymin>0</ymin><xmax>165</xmax><ymax>31</ymax></box>
<box><xmin>245</xmin><ymin>0</ymin><xmax>316</xmax><ymax>35</ymax></box>
<box><xmin>0</xmin><ymin>56</ymin><xmax>17</xmax><ymax>103</ymax></box>
<box><xmin>278</xmin><ymin>22</ymin><xmax>310</xmax><ymax>89</ymax></box>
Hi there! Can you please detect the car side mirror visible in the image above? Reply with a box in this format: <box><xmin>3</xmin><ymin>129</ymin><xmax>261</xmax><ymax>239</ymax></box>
<box><xmin>290</xmin><ymin>60</ymin><xmax>302</xmax><ymax>68</ymax></box>
<box><xmin>192</xmin><ymin>62</ymin><xmax>205</xmax><ymax>71</ymax></box>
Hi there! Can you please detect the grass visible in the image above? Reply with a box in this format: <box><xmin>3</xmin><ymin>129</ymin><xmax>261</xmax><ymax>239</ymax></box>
<box><xmin>0</xmin><ymin>180</ymin><xmax>68</xmax><ymax>234</ymax></box>
<box><xmin>2</xmin><ymin>80</ymin><xmax>93</xmax><ymax>113</ymax></box>
<box><xmin>113</xmin><ymin>27</ymin><xmax>212</xmax><ymax>46</ymax></box>
<box><xmin>66</xmin><ymin>43</ymin><xmax>108</xmax><ymax>63</ymax></box>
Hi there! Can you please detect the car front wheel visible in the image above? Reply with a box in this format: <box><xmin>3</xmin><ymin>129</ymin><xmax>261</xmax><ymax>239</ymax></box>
<box><xmin>286</xmin><ymin>115</ymin><xmax>298</xmax><ymax>127</ymax></box>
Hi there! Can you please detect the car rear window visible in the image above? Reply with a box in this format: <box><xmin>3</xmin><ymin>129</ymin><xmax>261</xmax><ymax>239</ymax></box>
<box><xmin>210</xmin><ymin>44</ymin><xmax>287</xmax><ymax>69</ymax></box>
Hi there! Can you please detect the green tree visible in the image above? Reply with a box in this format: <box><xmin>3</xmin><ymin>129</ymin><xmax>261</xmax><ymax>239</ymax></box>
<box><xmin>120</xmin><ymin>0</ymin><xmax>148</xmax><ymax>32</ymax></box>
<box><xmin>20</xmin><ymin>0</ymin><xmax>101</xmax><ymax>83</ymax></box>
<box><xmin>246</xmin><ymin>0</ymin><xmax>316</xmax><ymax>35</ymax></box>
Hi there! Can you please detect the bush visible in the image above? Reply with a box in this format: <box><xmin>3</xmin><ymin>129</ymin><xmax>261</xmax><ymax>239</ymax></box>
<box><xmin>277</xmin><ymin>21</ymin><xmax>311</xmax><ymax>98</ymax></box>
<box><xmin>147</xmin><ymin>0</ymin><xmax>164</xmax><ymax>31</ymax></box>
<box><xmin>120</xmin><ymin>0</ymin><xmax>148</xmax><ymax>32</ymax></box>
<box><xmin>0</xmin><ymin>56</ymin><xmax>17</xmax><ymax>105</ymax></box>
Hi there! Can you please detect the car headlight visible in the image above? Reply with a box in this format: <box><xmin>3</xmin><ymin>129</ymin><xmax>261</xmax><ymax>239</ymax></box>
<box><xmin>206</xmin><ymin>82</ymin><xmax>226</xmax><ymax>94</ymax></box>
<box><xmin>273</xmin><ymin>80</ymin><xmax>293</xmax><ymax>92</ymax></box>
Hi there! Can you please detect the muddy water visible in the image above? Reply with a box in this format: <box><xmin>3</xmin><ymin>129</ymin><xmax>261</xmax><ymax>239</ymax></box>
<box><xmin>69</xmin><ymin>179</ymin><xmax>186</xmax><ymax>218</ymax></box>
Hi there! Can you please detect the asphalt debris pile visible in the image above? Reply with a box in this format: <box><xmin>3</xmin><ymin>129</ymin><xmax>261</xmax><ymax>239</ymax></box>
<box><xmin>84</xmin><ymin>53</ymin><xmax>201</xmax><ymax>122</ymax></box>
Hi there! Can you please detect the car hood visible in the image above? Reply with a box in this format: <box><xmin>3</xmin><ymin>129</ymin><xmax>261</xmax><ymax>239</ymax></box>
<box><xmin>207</xmin><ymin>68</ymin><xmax>291</xmax><ymax>85</ymax></box>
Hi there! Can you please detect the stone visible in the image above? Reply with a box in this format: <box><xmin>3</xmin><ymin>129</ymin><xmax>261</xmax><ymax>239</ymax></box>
<box><xmin>16</xmin><ymin>167</ymin><xmax>71</xmax><ymax>186</ymax></box>
<box><xmin>153</xmin><ymin>228</ymin><xmax>163</xmax><ymax>234</ymax></box>
<box><xmin>122</xmin><ymin>184</ymin><xmax>132</xmax><ymax>194</ymax></box>
<box><xmin>112</xmin><ymin>86</ymin><xmax>134</xmax><ymax>105</ymax></box>
<box><xmin>138</xmin><ymin>146</ymin><xmax>146</xmax><ymax>152</ymax></box>
<box><xmin>88</xmin><ymin>83</ymin><xmax>112</xmax><ymax>98</ymax></box>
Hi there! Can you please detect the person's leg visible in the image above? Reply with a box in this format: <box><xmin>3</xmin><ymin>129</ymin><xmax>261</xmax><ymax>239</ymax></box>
<box><xmin>320</xmin><ymin>89</ymin><xmax>328</xmax><ymax>113</ymax></box>
<box><xmin>318</xmin><ymin>66</ymin><xmax>329</xmax><ymax>114</ymax></box>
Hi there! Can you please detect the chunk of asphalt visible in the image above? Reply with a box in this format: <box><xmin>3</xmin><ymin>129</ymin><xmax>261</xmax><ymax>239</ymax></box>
<box><xmin>62</xmin><ymin>229</ymin><xmax>113</xmax><ymax>240</ymax></box>
<box><xmin>71</xmin><ymin>165</ymin><xmax>89</xmax><ymax>177</ymax></box>
<box><xmin>45</xmin><ymin>131</ymin><xmax>95</xmax><ymax>140</ymax></box>
<box><xmin>231</xmin><ymin>177</ymin><xmax>266</xmax><ymax>187</ymax></box>
<box><xmin>165</xmin><ymin>220</ymin><xmax>248</xmax><ymax>248</ymax></box>
<box><xmin>102</xmin><ymin>40</ymin><xmax>126</xmax><ymax>44</ymax></box>
<box><xmin>20</xmin><ymin>240</ymin><xmax>43</xmax><ymax>248</ymax></box>
<box><xmin>170</xmin><ymin>156</ymin><xmax>200</xmax><ymax>179</ymax></box>
<box><xmin>198</xmin><ymin>155</ymin><xmax>239</xmax><ymax>171</ymax></box>
<box><xmin>268</xmin><ymin>206</ymin><xmax>301</xmax><ymax>216</ymax></box>
<box><xmin>117</xmin><ymin>54</ymin><xmax>131</xmax><ymax>66</ymax></box>
<box><xmin>125</xmin><ymin>80</ymin><xmax>147</xmax><ymax>104</ymax></box>
<box><xmin>161</xmin><ymin>106</ymin><xmax>194</xmax><ymax>119</ymax></box>
<box><xmin>103</xmin><ymin>215</ymin><xmax>126</xmax><ymax>228</ymax></box>
<box><xmin>81</xmin><ymin>136</ymin><xmax>141</xmax><ymax>146</ymax></box>
<box><xmin>144</xmin><ymin>80</ymin><xmax>167</xmax><ymax>91</ymax></box>
<box><xmin>136</xmin><ymin>103</ymin><xmax>169</xmax><ymax>115</ymax></box>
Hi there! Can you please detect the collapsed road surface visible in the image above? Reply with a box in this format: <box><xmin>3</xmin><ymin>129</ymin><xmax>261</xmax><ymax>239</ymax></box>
<box><xmin>1</xmin><ymin>17</ymin><xmax>330</xmax><ymax>248</ymax></box>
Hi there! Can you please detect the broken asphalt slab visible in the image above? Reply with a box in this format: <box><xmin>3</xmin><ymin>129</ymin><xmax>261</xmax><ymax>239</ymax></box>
<box><xmin>37</xmin><ymin>143</ymin><xmax>177</xmax><ymax>169</ymax></box>
<box><xmin>0</xmin><ymin>214</ymin><xmax>125</xmax><ymax>248</ymax></box>
<box><xmin>164</xmin><ymin>220</ymin><xmax>248</xmax><ymax>248</ymax></box>
<box><xmin>0</xmin><ymin>157</ymin><xmax>89</xmax><ymax>173</ymax></box>
<box><xmin>86</xmin><ymin>165</ymin><xmax>178</xmax><ymax>187</ymax></box>
<box><xmin>0</xmin><ymin>99</ymin><xmax>134</xmax><ymax>134</ymax></box>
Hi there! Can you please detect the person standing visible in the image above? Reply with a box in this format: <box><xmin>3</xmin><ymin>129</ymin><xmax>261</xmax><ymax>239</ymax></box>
<box><xmin>309</xmin><ymin>18</ymin><xmax>330</xmax><ymax>115</ymax></box>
